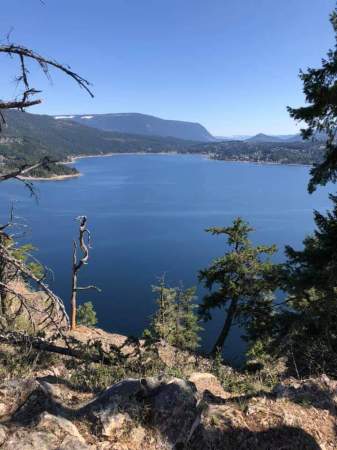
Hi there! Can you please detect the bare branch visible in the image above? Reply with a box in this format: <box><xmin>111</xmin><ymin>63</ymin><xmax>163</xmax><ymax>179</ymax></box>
<box><xmin>76</xmin><ymin>285</ymin><xmax>102</xmax><ymax>292</ymax></box>
<box><xmin>0</xmin><ymin>99</ymin><xmax>42</xmax><ymax>110</ymax></box>
<box><xmin>0</xmin><ymin>44</ymin><xmax>93</xmax><ymax>113</ymax></box>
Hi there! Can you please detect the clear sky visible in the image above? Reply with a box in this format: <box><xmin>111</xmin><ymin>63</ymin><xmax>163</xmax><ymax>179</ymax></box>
<box><xmin>0</xmin><ymin>0</ymin><xmax>336</xmax><ymax>135</ymax></box>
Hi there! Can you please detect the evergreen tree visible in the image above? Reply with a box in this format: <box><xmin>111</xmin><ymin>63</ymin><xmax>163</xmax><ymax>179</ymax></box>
<box><xmin>149</xmin><ymin>279</ymin><xmax>177</xmax><ymax>344</ymax></box>
<box><xmin>288</xmin><ymin>6</ymin><xmax>337</xmax><ymax>192</ymax></box>
<box><xmin>145</xmin><ymin>279</ymin><xmax>202</xmax><ymax>351</ymax></box>
<box><xmin>174</xmin><ymin>286</ymin><xmax>202</xmax><ymax>351</ymax></box>
<box><xmin>276</xmin><ymin>194</ymin><xmax>337</xmax><ymax>374</ymax></box>
<box><xmin>199</xmin><ymin>218</ymin><xmax>278</xmax><ymax>356</ymax></box>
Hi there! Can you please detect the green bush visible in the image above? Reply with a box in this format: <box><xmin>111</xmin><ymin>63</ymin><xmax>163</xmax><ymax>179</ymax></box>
<box><xmin>77</xmin><ymin>302</ymin><xmax>98</xmax><ymax>327</ymax></box>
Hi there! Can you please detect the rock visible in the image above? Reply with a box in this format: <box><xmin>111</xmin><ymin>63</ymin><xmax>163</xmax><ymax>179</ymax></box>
<box><xmin>189</xmin><ymin>372</ymin><xmax>231</xmax><ymax>399</ymax></box>
<box><xmin>84</xmin><ymin>377</ymin><xmax>198</xmax><ymax>447</ymax></box>
<box><xmin>0</xmin><ymin>425</ymin><xmax>7</xmax><ymax>446</ymax></box>
<box><xmin>150</xmin><ymin>378</ymin><xmax>197</xmax><ymax>446</ymax></box>
<box><xmin>57</xmin><ymin>435</ymin><xmax>92</xmax><ymax>450</ymax></box>
<box><xmin>273</xmin><ymin>375</ymin><xmax>337</xmax><ymax>413</ymax></box>
<box><xmin>86</xmin><ymin>378</ymin><xmax>145</xmax><ymax>414</ymax></box>
<box><xmin>0</xmin><ymin>378</ymin><xmax>40</xmax><ymax>419</ymax></box>
<box><xmin>0</xmin><ymin>403</ymin><xmax>7</xmax><ymax>417</ymax></box>
<box><xmin>37</xmin><ymin>412</ymin><xmax>85</xmax><ymax>442</ymax></box>
<box><xmin>128</xmin><ymin>425</ymin><xmax>146</xmax><ymax>450</ymax></box>
<box><xmin>99</xmin><ymin>410</ymin><xmax>130</xmax><ymax>438</ymax></box>
<box><xmin>95</xmin><ymin>443</ymin><xmax>111</xmax><ymax>450</ymax></box>
<box><xmin>1</xmin><ymin>430</ymin><xmax>58</xmax><ymax>450</ymax></box>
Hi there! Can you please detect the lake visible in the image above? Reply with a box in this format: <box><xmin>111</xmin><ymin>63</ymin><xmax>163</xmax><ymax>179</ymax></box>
<box><xmin>0</xmin><ymin>154</ymin><xmax>331</xmax><ymax>363</ymax></box>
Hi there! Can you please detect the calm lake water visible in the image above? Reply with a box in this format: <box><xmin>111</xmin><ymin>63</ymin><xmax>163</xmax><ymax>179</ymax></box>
<box><xmin>0</xmin><ymin>154</ymin><xmax>332</xmax><ymax>363</ymax></box>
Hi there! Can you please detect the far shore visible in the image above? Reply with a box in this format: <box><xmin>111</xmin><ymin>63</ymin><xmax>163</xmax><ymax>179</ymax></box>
<box><xmin>63</xmin><ymin>151</ymin><xmax>179</xmax><ymax>164</ymax></box>
<box><xmin>63</xmin><ymin>151</ymin><xmax>312</xmax><ymax>168</ymax></box>
<box><xmin>12</xmin><ymin>151</ymin><xmax>312</xmax><ymax>182</ymax></box>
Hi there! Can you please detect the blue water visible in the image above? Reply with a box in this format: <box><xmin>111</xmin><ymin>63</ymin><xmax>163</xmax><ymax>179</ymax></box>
<box><xmin>0</xmin><ymin>154</ymin><xmax>332</xmax><ymax>363</ymax></box>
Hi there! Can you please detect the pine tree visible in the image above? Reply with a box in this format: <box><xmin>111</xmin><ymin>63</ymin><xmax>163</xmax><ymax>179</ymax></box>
<box><xmin>276</xmin><ymin>194</ymin><xmax>337</xmax><ymax>374</ymax></box>
<box><xmin>174</xmin><ymin>287</ymin><xmax>202</xmax><ymax>351</ymax></box>
<box><xmin>147</xmin><ymin>278</ymin><xmax>178</xmax><ymax>344</ymax></box>
<box><xmin>288</xmin><ymin>6</ymin><xmax>337</xmax><ymax>192</ymax></box>
<box><xmin>145</xmin><ymin>279</ymin><xmax>202</xmax><ymax>351</ymax></box>
<box><xmin>199</xmin><ymin>218</ymin><xmax>278</xmax><ymax>356</ymax></box>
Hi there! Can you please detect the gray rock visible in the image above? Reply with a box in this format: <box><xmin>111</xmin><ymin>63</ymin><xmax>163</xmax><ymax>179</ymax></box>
<box><xmin>150</xmin><ymin>378</ymin><xmax>197</xmax><ymax>446</ymax></box>
<box><xmin>98</xmin><ymin>410</ymin><xmax>131</xmax><ymax>438</ymax></box>
<box><xmin>83</xmin><ymin>378</ymin><xmax>145</xmax><ymax>415</ymax></box>
<box><xmin>1</xmin><ymin>430</ymin><xmax>58</xmax><ymax>450</ymax></box>
<box><xmin>0</xmin><ymin>379</ymin><xmax>39</xmax><ymax>419</ymax></box>
<box><xmin>189</xmin><ymin>372</ymin><xmax>230</xmax><ymax>399</ymax></box>
<box><xmin>37</xmin><ymin>412</ymin><xmax>85</xmax><ymax>442</ymax></box>
<box><xmin>0</xmin><ymin>425</ymin><xmax>7</xmax><ymax>446</ymax></box>
<box><xmin>58</xmin><ymin>435</ymin><xmax>92</xmax><ymax>450</ymax></box>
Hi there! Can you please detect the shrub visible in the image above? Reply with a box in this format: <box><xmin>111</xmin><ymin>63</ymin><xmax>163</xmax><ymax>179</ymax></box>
<box><xmin>77</xmin><ymin>301</ymin><xmax>98</xmax><ymax>327</ymax></box>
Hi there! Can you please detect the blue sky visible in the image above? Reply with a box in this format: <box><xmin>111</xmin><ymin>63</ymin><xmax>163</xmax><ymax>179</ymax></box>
<box><xmin>0</xmin><ymin>0</ymin><xmax>336</xmax><ymax>135</ymax></box>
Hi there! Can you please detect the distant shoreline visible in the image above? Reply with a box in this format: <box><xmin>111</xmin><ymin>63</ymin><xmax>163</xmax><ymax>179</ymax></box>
<box><xmin>17</xmin><ymin>151</ymin><xmax>311</xmax><ymax>181</ymax></box>
<box><xmin>64</xmin><ymin>151</ymin><xmax>179</xmax><ymax>164</ymax></box>
<box><xmin>65</xmin><ymin>151</ymin><xmax>311</xmax><ymax>168</ymax></box>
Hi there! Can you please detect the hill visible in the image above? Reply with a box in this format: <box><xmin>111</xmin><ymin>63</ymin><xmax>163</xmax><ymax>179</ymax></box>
<box><xmin>54</xmin><ymin>112</ymin><xmax>215</xmax><ymax>142</ymax></box>
<box><xmin>245</xmin><ymin>133</ymin><xmax>283</xmax><ymax>143</ymax></box>
<box><xmin>0</xmin><ymin>110</ymin><xmax>199</xmax><ymax>177</ymax></box>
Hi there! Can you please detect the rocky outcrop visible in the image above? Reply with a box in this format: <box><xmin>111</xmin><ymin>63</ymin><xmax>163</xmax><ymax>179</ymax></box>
<box><xmin>0</xmin><ymin>374</ymin><xmax>335</xmax><ymax>449</ymax></box>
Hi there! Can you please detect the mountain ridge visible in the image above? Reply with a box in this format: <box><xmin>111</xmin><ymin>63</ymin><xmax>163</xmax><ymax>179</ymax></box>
<box><xmin>54</xmin><ymin>112</ymin><xmax>215</xmax><ymax>142</ymax></box>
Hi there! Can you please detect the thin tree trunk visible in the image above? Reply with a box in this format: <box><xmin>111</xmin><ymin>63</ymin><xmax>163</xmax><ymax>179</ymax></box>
<box><xmin>211</xmin><ymin>297</ymin><xmax>238</xmax><ymax>356</ymax></box>
<box><xmin>0</xmin><ymin>234</ymin><xmax>9</xmax><ymax>318</ymax></box>
<box><xmin>70</xmin><ymin>216</ymin><xmax>89</xmax><ymax>331</ymax></box>
<box><xmin>70</xmin><ymin>241</ymin><xmax>78</xmax><ymax>330</ymax></box>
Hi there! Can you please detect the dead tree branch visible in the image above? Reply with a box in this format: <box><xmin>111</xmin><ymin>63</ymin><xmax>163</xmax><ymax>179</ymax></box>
<box><xmin>0</xmin><ymin>236</ymin><xmax>69</xmax><ymax>333</ymax></box>
<box><xmin>0</xmin><ymin>44</ymin><xmax>93</xmax><ymax>112</ymax></box>
<box><xmin>0</xmin><ymin>330</ymin><xmax>143</xmax><ymax>366</ymax></box>
<box><xmin>70</xmin><ymin>216</ymin><xmax>100</xmax><ymax>330</ymax></box>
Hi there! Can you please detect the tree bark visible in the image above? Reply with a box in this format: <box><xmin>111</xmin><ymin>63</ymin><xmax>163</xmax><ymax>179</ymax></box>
<box><xmin>0</xmin><ymin>238</ymin><xmax>8</xmax><ymax>317</ymax></box>
<box><xmin>211</xmin><ymin>297</ymin><xmax>238</xmax><ymax>356</ymax></box>
<box><xmin>70</xmin><ymin>241</ymin><xmax>78</xmax><ymax>330</ymax></box>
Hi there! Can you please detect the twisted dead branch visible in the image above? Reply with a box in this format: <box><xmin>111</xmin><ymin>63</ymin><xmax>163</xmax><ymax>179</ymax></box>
<box><xmin>0</xmin><ymin>44</ymin><xmax>93</xmax><ymax>114</ymax></box>
<box><xmin>71</xmin><ymin>216</ymin><xmax>101</xmax><ymax>330</ymax></box>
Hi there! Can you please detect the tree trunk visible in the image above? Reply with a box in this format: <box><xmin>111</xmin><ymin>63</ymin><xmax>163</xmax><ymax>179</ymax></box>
<box><xmin>70</xmin><ymin>217</ymin><xmax>89</xmax><ymax>331</ymax></box>
<box><xmin>70</xmin><ymin>268</ymin><xmax>77</xmax><ymax>330</ymax></box>
<box><xmin>0</xmin><ymin>234</ymin><xmax>9</xmax><ymax>318</ymax></box>
<box><xmin>211</xmin><ymin>297</ymin><xmax>238</xmax><ymax>356</ymax></box>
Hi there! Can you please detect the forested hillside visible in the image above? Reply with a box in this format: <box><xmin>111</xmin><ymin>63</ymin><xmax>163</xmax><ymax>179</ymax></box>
<box><xmin>56</xmin><ymin>112</ymin><xmax>215</xmax><ymax>142</ymax></box>
<box><xmin>0</xmin><ymin>110</ymin><xmax>198</xmax><ymax>162</ymax></box>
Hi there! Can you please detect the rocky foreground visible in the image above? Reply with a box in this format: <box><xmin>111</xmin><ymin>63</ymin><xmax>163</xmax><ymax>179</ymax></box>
<box><xmin>0</xmin><ymin>369</ymin><xmax>336</xmax><ymax>449</ymax></box>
